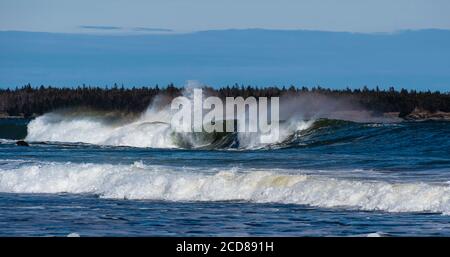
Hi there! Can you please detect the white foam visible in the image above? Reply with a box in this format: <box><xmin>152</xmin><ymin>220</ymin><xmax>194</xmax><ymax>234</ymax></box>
<box><xmin>366</xmin><ymin>232</ymin><xmax>384</xmax><ymax>237</ymax></box>
<box><xmin>25</xmin><ymin>108</ymin><xmax>313</xmax><ymax>149</ymax></box>
<box><xmin>24</xmin><ymin>86</ymin><xmax>315</xmax><ymax>149</ymax></box>
<box><xmin>25</xmin><ymin>110</ymin><xmax>178</xmax><ymax>148</ymax></box>
<box><xmin>0</xmin><ymin>139</ymin><xmax>16</xmax><ymax>144</ymax></box>
<box><xmin>0</xmin><ymin>162</ymin><xmax>449</xmax><ymax>214</ymax></box>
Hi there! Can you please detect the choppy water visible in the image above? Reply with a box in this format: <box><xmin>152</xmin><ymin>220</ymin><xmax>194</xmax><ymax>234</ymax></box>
<box><xmin>0</xmin><ymin>116</ymin><xmax>449</xmax><ymax>236</ymax></box>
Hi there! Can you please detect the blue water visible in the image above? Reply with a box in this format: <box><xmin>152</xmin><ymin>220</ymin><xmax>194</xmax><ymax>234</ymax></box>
<box><xmin>0</xmin><ymin>118</ymin><xmax>449</xmax><ymax>236</ymax></box>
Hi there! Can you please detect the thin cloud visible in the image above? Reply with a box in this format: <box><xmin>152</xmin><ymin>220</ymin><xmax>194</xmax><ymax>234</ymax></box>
<box><xmin>133</xmin><ymin>27</ymin><xmax>172</xmax><ymax>32</ymax></box>
<box><xmin>79</xmin><ymin>25</ymin><xmax>122</xmax><ymax>30</ymax></box>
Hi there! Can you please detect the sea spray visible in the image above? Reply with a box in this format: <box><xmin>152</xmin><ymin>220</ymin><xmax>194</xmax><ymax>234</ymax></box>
<box><xmin>25</xmin><ymin>89</ymin><xmax>302</xmax><ymax>149</ymax></box>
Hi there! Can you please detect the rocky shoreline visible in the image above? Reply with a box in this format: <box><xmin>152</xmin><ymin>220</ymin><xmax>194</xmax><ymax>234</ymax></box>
<box><xmin>403</xmin><ymin>108</ymin><xmax>450</xmax><ymax>121</ymax></box>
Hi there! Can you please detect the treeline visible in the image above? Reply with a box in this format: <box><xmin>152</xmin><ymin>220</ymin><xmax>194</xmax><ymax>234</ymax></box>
<box><xmin>0</xmin><ymin>84</ymin><xmax>449</xmax><ymax>117</ymax></box>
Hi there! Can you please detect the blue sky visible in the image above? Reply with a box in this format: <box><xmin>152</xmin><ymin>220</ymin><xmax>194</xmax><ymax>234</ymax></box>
<box><xmin>2</xmin><ymin>29</ymin><xmax>450</xmax><ymax>91</ymax></box>
<box><xmin>1</xmin><ymin>0</ymin><xmax>450</xmax><ymax>33</ymax></box>
<box><xmin>1</xmin><ymin>1</ymin><xmax>450</xmax><ymax>91</ymax></box>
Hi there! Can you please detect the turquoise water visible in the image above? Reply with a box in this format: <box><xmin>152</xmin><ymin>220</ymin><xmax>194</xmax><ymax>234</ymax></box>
<box><xmin>0</xmin><ymin>117</ymin><xmax>449</xmax><ymax>236</ymax></box>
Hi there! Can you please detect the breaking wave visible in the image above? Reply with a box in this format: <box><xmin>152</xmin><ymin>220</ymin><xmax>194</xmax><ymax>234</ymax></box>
<box><xmin>5</xmin><ymin>88</ymin><xmax>406</xmax><ymax>150</ymax></box>
<box><xmin>24</xmin><ymin>109</ymin><xmax>317</xmax><ymax>150</ymax></box>
<box><xmin>22</xmin><ymin>109</ymin><xmax>406</xmax><ymax>150</ymax></box>
<box><xmin>26</xmin><ymin>110</ymin><xmax>179</xmax><ymax>148</ymax></box>
<box><xmin>0</xmin><ymin>161</ymin><xmax>448</xmax><ymax>214</ymax></box>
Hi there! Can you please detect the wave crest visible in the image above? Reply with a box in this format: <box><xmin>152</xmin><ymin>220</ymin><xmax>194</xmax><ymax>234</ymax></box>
<box><xmin>25</xmin><ymin>110</ymin><xmax>314</xmax><ymax>149</ymax></box>
<box><xmin>0</xmin><ymin>161</ymin><xmax>449</xmax><ymax>214</ymax></box>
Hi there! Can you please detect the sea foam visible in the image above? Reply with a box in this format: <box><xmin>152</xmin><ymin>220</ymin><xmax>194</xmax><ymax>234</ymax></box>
<box><xmin>0</xmin><ymin>161</ymin><xmax>448</xmax><ymax>214</ymax></box>
<box><xmin>25</xmin><ymin>110</ymin><xmax>310</xmax><ymax>149</ymax></box>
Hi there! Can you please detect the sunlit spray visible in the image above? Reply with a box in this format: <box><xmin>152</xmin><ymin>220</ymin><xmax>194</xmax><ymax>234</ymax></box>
<box><xmin>171</xmin><ymin>89</ymin><xmax>280</xmax><ymax>143</ymax></box>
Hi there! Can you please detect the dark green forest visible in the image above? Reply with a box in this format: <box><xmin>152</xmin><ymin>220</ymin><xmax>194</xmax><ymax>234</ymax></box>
<box><xmin>0</xmin><ymin>84</ymin><xmax>449</xmax><ymax>118</ymax></box>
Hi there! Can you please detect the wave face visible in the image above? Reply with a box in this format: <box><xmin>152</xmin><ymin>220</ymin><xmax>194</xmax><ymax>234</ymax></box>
<box><xmin>15</xmin><ymin>110</ymin><xmax>450</xmax><ymax>151</ymax></box>
<box><xmin>0</xmin><ymin>118</ymin><xmax>28</xmax><ymax>140</ymax></box>
<box><xmin>0</xmin><ymin>109</ymin><xmax>443</xmax><ymax>154</ymax></box>
<box><xmin>0</xmin><ymin>161</ymin><xmax>449</xmax><ymax>214</ymax></box>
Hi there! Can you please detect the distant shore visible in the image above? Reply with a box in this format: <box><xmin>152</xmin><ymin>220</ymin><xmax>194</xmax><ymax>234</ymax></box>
<box><xmin>1</xmin><ymin>110</ymin><xmax>450</xmax><ymax>121</ymax></box>
<box><xmin>403</xmin><ymin>109</ymin><xmax>450</xmax><ymax>121</ymax></box>
<box><xmin>1</xmin><ymin>85</ymin><xmax>449</xmax><ymax>121</ymax></box>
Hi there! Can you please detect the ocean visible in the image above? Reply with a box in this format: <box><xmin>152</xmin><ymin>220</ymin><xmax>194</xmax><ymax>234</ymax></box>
<box><xmin>0</xmin><ymin>114</ymin><xmax>449</xmax><ymax>236</ymax></box>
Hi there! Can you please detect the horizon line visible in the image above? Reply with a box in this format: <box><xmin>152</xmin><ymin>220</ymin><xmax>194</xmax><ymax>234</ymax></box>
<box><xmin>2</xmin><ymin>27</ymin><xmax>450</xmax><ymax>36</ymax></box>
